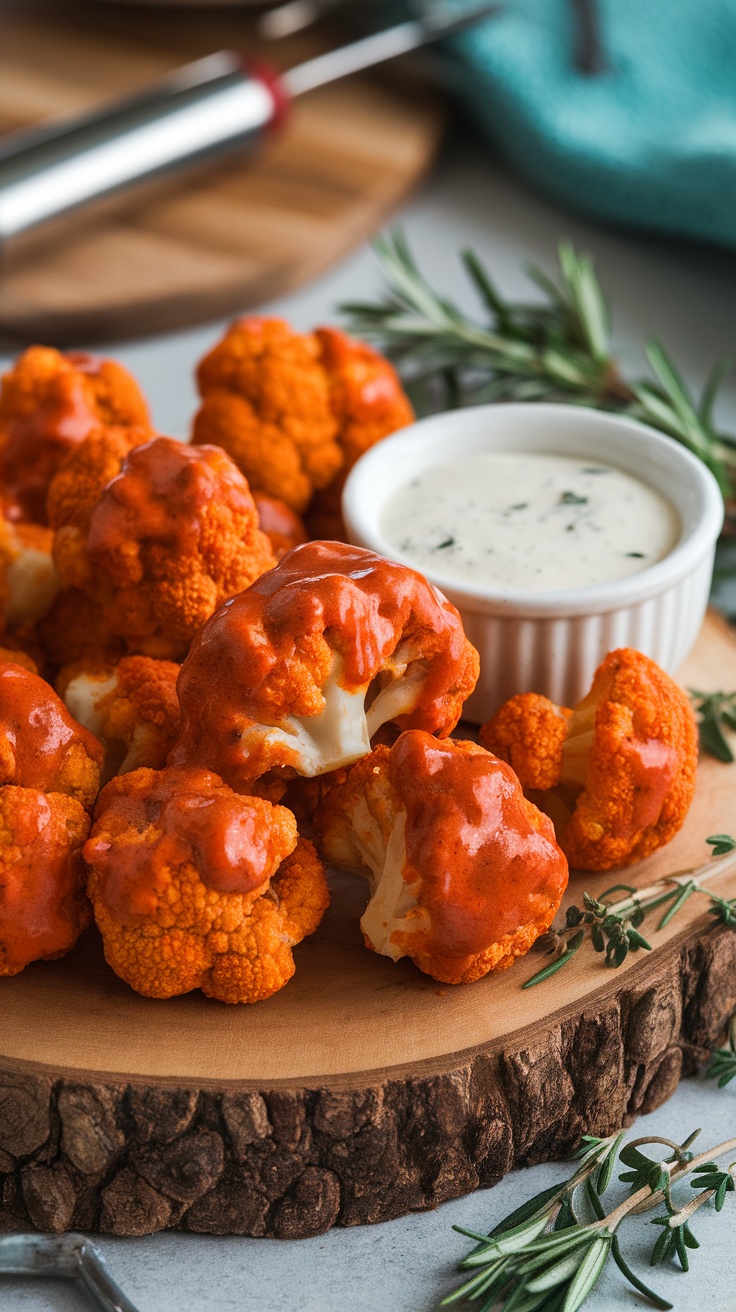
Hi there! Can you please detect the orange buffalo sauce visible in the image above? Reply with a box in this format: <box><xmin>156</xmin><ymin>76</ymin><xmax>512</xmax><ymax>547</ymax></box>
<box><xmin>172</xmin><ymin>541</ymin><xmax>478</xmax><ymax>785</ymax></box>
<box><xmin>390</xmin><ymin>733</ymin><xmax>569</xmax><ymax>961</ymax></box>
<box><xmin>254</xmin><ymin>493</ymin><xmax>307</xmax><ymax>559</ymax></box>
<box><xmin>0</xmin><ymin>661</ymin><xmax>104</xmax><ymax>791</ymax></box>
<box><xmin>86</xmin><ymin>437</ymin><xmax>259</xmax><ymax>568</ymax></box>
<box><xmin>84</xmin><ymin>766</ymin><xmax>296</xmax><ymax>922</ymax></box>
<box><xmin>0</xmin><ymin>786</ymin><xmax>89</xmax><ymax>976</ymax></box>
<box><xmin>610</xmin><ymin>736</ymin><xmax>678</xmax><ymax>839</ymax></box>
<box><xmin>0</xmin><ymin>349</ymin><xmax>150</xmax><ymax>524</ymax></box>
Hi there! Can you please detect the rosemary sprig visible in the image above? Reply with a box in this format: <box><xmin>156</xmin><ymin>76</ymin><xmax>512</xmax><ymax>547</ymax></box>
<box><xmin>523</xmin><ymin>846</ymin><xmax>736</xmax><ymax>989</ymax></box>
<box><xmin>706</xmin><ymin>1015</ymin><xmax>736</xmax><ymax>1088</ymax></box>
<box><xmin>342</xmin><ymin>234</ymin><xmax>736</xmax><ymax>503</ymax></box>
<box><xmin>443</xmin><ymin>1129</ymin><xmax>736</xmax><ymax>1311</ymax></box>
<box><xmin>691</xmin><ymin>688</ymin><xmax>736</xmax><ymax>762</ymax></box>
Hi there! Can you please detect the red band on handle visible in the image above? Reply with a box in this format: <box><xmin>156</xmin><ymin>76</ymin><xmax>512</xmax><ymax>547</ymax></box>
<box><xmin>240</xmin><ymin>60</ymin><xmax>291</xmax><ymax>130</ymax></box>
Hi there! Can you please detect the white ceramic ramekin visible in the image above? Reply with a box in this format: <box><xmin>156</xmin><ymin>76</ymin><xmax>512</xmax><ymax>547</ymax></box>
<box><xmin>342</xmin><ymin>403</ymin><xmax>725</xmax><ymax>723</ymax></box>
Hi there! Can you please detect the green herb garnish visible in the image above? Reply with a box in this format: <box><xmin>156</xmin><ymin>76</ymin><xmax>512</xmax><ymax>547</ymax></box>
<box><xmin>342</xmin><ymin>234</ymin><xmax>736</xmax><ymax>504</ymax></box>
<box><xmin>523</xmin><ymin>847</ymin><xmax>736</xmax><ymax>989</ymax></box>
<box><xmin>706</xmin><ymin>1016</ymin><xmax>736</xmax><ymax>1087</ymax></box>
<box><xmin>691</xmin><ymin>689</ymin><xmax>736</xmax><ymax>762</ymax></box>
<box><xmin>443</xmin><ymin>1128</ymin><xmax>736</xmax><ymax>1311</ymax></box>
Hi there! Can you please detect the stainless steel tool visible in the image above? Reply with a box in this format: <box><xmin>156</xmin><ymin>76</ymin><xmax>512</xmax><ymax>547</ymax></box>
<box><xmin>0</xmin><ymin>4</ymin><xmax>498</xmax><ymax>255</ymax></box>
<box><xmin>0</xmin><ymin>1232</ymin><xmax>142</xmax><ymax>1312</ymax></box>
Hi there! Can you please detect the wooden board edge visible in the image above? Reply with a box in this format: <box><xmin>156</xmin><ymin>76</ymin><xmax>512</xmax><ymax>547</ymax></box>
<box><xmin>0</xmin><ymin>908</ymin><xmax>728</xmax><ymax>1094</ymax></box>
<box><xmin>2</xmin><ymin>915</ymin><xmax>734</xmax><ymax>1238</ymax></box>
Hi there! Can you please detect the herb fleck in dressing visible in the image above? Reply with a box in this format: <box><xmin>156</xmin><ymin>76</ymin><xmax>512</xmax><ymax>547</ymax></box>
<box><xmin>380</xmin><ymin>453</ymin><xmax>680</xmax><ymax>592</ymax></box>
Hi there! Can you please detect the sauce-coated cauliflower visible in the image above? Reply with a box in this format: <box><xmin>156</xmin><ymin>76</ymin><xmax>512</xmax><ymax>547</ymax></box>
<box><xmin>0</xmin><ymin>660</ymin><xmax>104</xmax><ymax>810</ymax></box>
<box><xmin>193</xmin><ymin>318</ymin><xmax>343</xmax><ymax>514</ymax></box>
<box><xmin>0</xmin><ymin>518</ymin><xmax>58</xmax><ymax>631</ymax></box>
<box><xmin>49</xmin><ymin>435</ymin><xmax>276</xmax><ymax>659</ymax></box>
<box><xmin>254</xmin><ymin>493</ymin><xmax>308</xmax><ymax>560</ymax></box>
<box><xmin>0</xmin><ymin>346</ymin><xmax>151</xmax><ymax>524</ymax></box>
<box><xmin>481</xmin><ymin>648</ymin><xmax>698</xmax><ymax>870</ymax></box>
<box><xmin>192</xmin><ymin>319</ymin><xmax>413</xmax><ymax>523</ymax></box>
<box><xmin>314</xmin><ymin>731</ymin><xmax>568</xmax><ymax>984</ymax></box>
<box><xmin>306</xmin><ymin>326</ymin><xmax>414</xmax><ymax>540</ymax></box>
<box><xmin>37</xmin><ymin>588</ymin><xmax>125</xmax><ymax>676</ymax></box>
<box><xmin>171</xmin><ymin>541</ymin><xmax>479</xmax><ymax>791</ymax></box>
<box><xmin>0</xmin><ymin>785</ymin><xmax>90</xmax><ymax>977</ymax></box>
<box><xmin>84</xmin><ymin>765</ymin><xmax>329</xmax><ymax>1003</ymax></box>
<box><xmin>59</xmin><ymin>655</ymin><xmax>180</xmax><ymax>779</ymax></box>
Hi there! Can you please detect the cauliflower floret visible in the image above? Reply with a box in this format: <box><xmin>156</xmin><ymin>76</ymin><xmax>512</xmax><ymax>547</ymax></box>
<box><xmin>37</xmin><ymin>588</ymin><xmax>125</xmax><ymax>675</ymax></box>
<box><xmin>0</xmin><ymin>785</ymin><xmax>90</xmax><ymax>976</ymax></box>
<box><xmin>192</xmin><ymin>318</ymin><xmax>343</xmax><ymax>514</ymax></box>
<box><xmin>481</xmin><ymin>648</ymin><xmax>698</xmax><ymax>870</ymax></box>
<box><xmin>171</xmin><ymin>541</ymin><xmax>480</xmax><ymax>792</ymax></box>
<box><xmin>192</xmin><ymin>319</ymin><xmax>414</xmax><ymax>530</ymax></box>
<box><xmin>0</xmin><ymin>518</ymin><xmax>58</xmax><ymax>629</ymax></box>
<box><xmin>314</xmin><ymin>731</ymin><xmax>568</xmax><ymax>985</ymax></box>
<box><xmin>59</xmin><ymin>655</ymin><xmax>180</xmax><ymax>779</ymax></box>
<box><xmin>0</xmin><ymin>346</ymin><xmax>151</xmax><ymax>524</ymax></box>
<box><xmin>49</xmin><ymin>435</ymin><xmax>276</xmax><ymax>659</ymax></box>
<box><xmin>47</xmin><ymin>425</ymin><xmax>153</xmax><ymax>553</ymax></box>
<box><xmin>84</xmin><ymin>765</ymin><xmax>329</xmax><ymax>1003</ymax></box>
<box><xmin>306</xmin><ymin>326</ymin><xmax>414</xmax><ymax>540</ymax></box>
<box><xmin>479</xmin><ymin>692</ymin><xmax>572</xmax><ymax>792</ymax></box>
<box><xmin>0</xmin><ymin>660</ymin><xmax>103</xmax><ymax>809</ymax></box>
<box><xmin>254</xmin><ymin>493</ymin><xmax>308</xmax><ymax>560</ymax></box>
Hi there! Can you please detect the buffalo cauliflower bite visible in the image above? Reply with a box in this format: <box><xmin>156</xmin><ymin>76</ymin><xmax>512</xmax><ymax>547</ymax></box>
<box><xmin>0</xmin><ymin>660</ymin><xmax>103</xmax><ymax>809</ymax></box>
<box><xmin>480</xmin><ymin>648</ymin><xmax>698</xmax><ymax>870</ymax></box>
<box><xmin>479</xmin><ymin>693</ymin><xmax>572</xmax><ymax>793</ymax></box>
<box><xmin>193</xmin><ymin>318</ymin><xmax>343</xmax><ymax>514</ymax></box>
<box><xmin>0</xmin><ymin>346</ymin><xmax>151</xmax><ymax>524</ymax></box>
<box><xmin>0</xmin><ymin>785</ymin><xmax>90</xmax><ymax>976</ymax></box>
<box><xmin>47</xmin><ymin>425</ymin><xmax>154</xmax><ymax>548</ymax></box>
<box><xmin>306</xmin><ymin>327</ymin><xmax>414</xmax><ymax>540</ymax></box>
<box><xmin>49</xmin><ymin>435</ymin><xmax>275</xmax><ymax>659</ymax></box>
<box><xmin>314</xmin><ymin>731</ymin><xmax>568</xmax><ymax>984</ymax></box>
<box><xmin>0</xmin><ymin>518</ymin><xmax>58</xmax><ymax>630</ymax></box>
<box><xmin>253</xmin><ymin>493</ymin><xmax>308</xmax><ymax>560</ymax></box>
<box><xmin>37</xmin><ymin>588</ymin><xmax>125</xmax><ymax>675</ymax></box>
<box><xmin>192</xmin><ymin>319</ymin><xmax>414</xmax><ymax>526</ymax></box>
<box><xmin>171</xmin><ymin>541</ymin><xmax>480</xmax><ymax>791</ymax></box>
<box><xmin>59</xmin><ymin>655</ymin><xmax>180</xmax><ymax>779</ymax></box>
<box><xmin>84</xmin><ymin>765</ymin><xmax>329</xmax><ymax>1003</ymax></box>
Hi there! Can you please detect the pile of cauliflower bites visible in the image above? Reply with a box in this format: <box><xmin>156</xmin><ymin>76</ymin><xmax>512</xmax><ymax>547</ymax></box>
<box><xmin>0</xmin><ymin>328</ymin><xmax>698</xmax><ymax>1002</ymax></box>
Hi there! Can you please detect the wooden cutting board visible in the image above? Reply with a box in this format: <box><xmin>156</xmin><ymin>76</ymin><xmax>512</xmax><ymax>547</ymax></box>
<box><xmin>0</xmin><ymin>0</ymin><xmax>445</xmax><ymax>345</ymax></box>
<box><xmin>1</xmin><ymin>612</ymin><xmax>735</xmax><ymax>1239</ymax></box>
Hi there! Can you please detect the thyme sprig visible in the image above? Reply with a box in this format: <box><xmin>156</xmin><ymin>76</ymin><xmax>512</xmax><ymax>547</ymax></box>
<box><xmin>523</xmin><ymin>847</ymin><xmax>736</xmax><ymax>989</ymax></box>
<box><xmin>443</xmin><ymin>1129</ymin><xmax>736</xmax><ymax>1311</ymax></box>
<box><xmin>691</xmin><ymin>688</ymin><xmax>736</xmax><ymax>762</ymax></box>
<box><xmin>342</xmin><ymin>233</ymin><xmax>736</xmax><ymax>504</ymax></box>
<box><xmin>706</xmin><ymin>1015</ymin><xmax>736</xmax><ymax>1088</ymax></box>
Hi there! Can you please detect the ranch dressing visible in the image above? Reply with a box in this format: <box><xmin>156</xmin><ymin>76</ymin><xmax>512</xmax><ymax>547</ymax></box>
<box><xmin>379</xmin><ymin>452</ymin><xmax>680</xmax><ymax>592</ymax></box>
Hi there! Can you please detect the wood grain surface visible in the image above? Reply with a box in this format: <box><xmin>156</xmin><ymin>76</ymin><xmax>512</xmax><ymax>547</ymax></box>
<box><xmin>1</xmin><ymin>612</ymin><xmax>735</xmax><ymax>1238</ymax></box>
<box><xmin>0</xmin><ymin>0</ymin><xmax>445</xmax><ymax>344</ymax></box>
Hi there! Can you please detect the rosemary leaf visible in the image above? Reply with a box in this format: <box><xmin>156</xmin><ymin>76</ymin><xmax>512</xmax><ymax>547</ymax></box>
<box><xmin>342</xmin><ymin>233</ymin><xmax>736</xmax><ymax>515</ymax></box>
<box><xmin>444</xmin><ymin>1129</ymin><xmax>736</xmax><ymax>1311</ymax></box>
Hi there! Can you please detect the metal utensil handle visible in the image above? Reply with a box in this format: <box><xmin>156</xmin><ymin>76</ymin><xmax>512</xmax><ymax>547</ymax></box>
<box><xmin>76</xmin><ymin>1239</ymin><xmax>143</xmax><ymax>1312</ymax></box>
<box><xmin>0</xmin><ymin>1233</ymin><xmax>142</xmax><ymax>1312</ymax></box>
<box><xmin>0</xmin><ymin>52</ymin><xmax>282</xmax><ymax>245</ymax></box>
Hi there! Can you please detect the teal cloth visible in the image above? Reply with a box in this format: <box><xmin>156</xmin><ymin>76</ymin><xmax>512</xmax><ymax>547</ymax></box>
<box><xmin>437</xmin><ymin>0</ymin><xmax>736</xmax><ymax>247</ymax></box>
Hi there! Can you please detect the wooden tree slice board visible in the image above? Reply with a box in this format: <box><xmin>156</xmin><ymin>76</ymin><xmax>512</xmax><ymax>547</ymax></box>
<box><xmin>1</xmin><ymin>612</ymin><xmax>736</xmax><ymax>1239</ymax></box>
<box><xmin>0</xmin><ymin>0</ymin><xmax>445</xmax><ymax>345</ymax></box>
